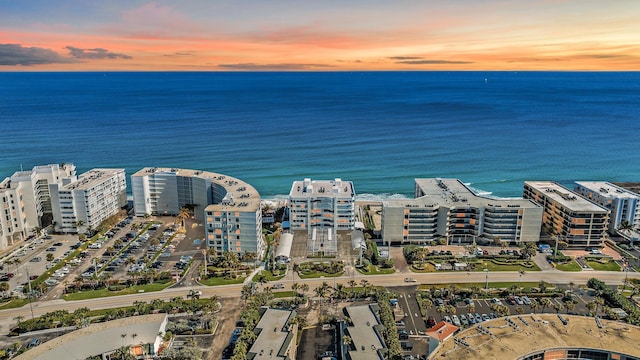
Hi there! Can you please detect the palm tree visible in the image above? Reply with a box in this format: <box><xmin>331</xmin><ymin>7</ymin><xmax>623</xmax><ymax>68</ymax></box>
<box><xmin>314</xmin><ymin>281</ymin><xmax>331</xmax><ymax>300</ymax></box>
<box><xmin>538</xmin><ymin>281</ymin><xmax>548</xmax><ymax>294</ymax></box>
<box><xmin>586</xmin><ymin>301</ymin><xmax>597</xmax><ymax>316</ymax></box>
<box><xmin>0</xmin><ymin>282</ymin><xmax>9</xmax><ymax>297</ymax></box>
<box><xmin>565</xmin><ymin>300</ymin><xmax>576</xmax><ymax>314</ymax></box>
<box><xmin>595</xmin><ymin>297</ymin><xmax>605</xmax><ymax>316</ymax></box>
<box><xmin>74</xmin><ymin>220</ymin><xmax>85</xmax><ymax>235</ymax></box>
<box><xmin>466</xmin><ymin>303</ymin><xmax>475</xmax><ymax>314</ymax></box>
<box><xmin>342</xmin><ymin>335</ymin><xmax>353</xmax><ymax>347</ymax></box>
<box><xmin>531</xmin><ymin>300</ymin><xmax>541</xmax><ymax>314</ymax></box>
<box><xmin>33</xmin><ymin>226</ymin><xmax>43</xmax><ymax>238</ymax></box>
<box><xmin>619</xmin><ymin>220</ymin><xmax>633</xmax><ymax>234</ymax></box>
<box><xmin>515</xmin><ymin>306</ymin><xmax>525</xmax><ymax>315</ymax></box>
<box><xmin>176</xmin><ymin>207</ymin><xmax>190</xmax><ymax>228</ymax></box>
<box><xmin>539</xmin><ymin>297</ymin><xmax>552</xmax><ymax>313</ymax></box>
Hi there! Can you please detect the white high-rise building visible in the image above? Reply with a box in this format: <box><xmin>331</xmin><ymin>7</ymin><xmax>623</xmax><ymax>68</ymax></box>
<box><xmin>288</xmin><ymin>178</ymin><xmax>355</xmax><ymax>231</ymax></box>
<box><xmin>574</xmin><ymin>181</ymin><xmax>640</xmax><ymax>234</ymax></box>
<box><xmin>50</xmin><ymin>169</ymin><xmax>127</xmax><ymax>234</ymax></box>
<box><xmin>132</xmin><ymin>168</ymin><xmax>264</xmax><ymax>256</ymax></box>
<box><xmin>0</xmin><ymin>164</ymin><xmax>76</xmax><ymax>249</ymax></box>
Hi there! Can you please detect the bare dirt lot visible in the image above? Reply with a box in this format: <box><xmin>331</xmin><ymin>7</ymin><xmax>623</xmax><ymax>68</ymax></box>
<box><xmin>207</xmin><ymin>296</ymin><xmax>242</xmax><ymax>360</ymax></box>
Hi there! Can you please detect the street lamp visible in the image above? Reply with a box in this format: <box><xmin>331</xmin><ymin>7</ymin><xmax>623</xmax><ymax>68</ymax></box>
<box><xmin>623</xmin><ymin>258</ymin><xmax>629</xmax><ymax>291</ymax></box>
<box><xmin>484</xmin><ymin>268</ymin><xmax>489</xmax><ymax>289</ymax></box>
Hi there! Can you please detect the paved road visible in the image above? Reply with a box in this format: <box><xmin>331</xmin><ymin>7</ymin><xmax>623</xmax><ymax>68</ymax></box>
<box><xmin>2</xmin><ymin>269</ymin><xmax>637</xmax><ymax>324</ymax></box>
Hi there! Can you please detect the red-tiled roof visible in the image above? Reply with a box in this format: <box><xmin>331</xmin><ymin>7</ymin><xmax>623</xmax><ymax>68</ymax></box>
<box><xmin>426</xmin><ymin>321</ymin><xmax>458</xmax><ymax>342</ymax></box>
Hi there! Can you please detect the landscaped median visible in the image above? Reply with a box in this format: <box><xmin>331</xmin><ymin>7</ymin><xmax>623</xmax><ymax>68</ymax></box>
<box><xmin>295</xmin><ymin>260</ymin><xmax>344</xmax><ymax>279</ymax></box>
<box><xmin>355</xmin><ymin>264</ymin><xmax>395</xmax><ymax>275</ymax></box>
<box><xmin>62</xmin><ymin>280</ymin><xmax>173</xmax><ymax>301</ymax></box>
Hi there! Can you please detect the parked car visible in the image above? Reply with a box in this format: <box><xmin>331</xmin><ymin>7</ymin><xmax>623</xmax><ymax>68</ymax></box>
<box><xmin>443</xmin><ymin>315</ymin><xmax>452</xmax><ymax>323</ymax></box>
<box><xmin>521</xmin><ymin>296</ymin><xmax>532</xmax><ymax>305</ymax></box>
<box><xmin>460</xmin><ymin>315</ymin><xmax>469</xmax><ymax>326</ymax></box>
<box><xmin>514</xmin><ymin>296</ymin><xmax>524</xmax><ymax>305</ymax></box>
<box><xmin>426</xmin><ymin>317</ymin><xmax>436</xmax><ymax>327</ymax></box>
<box><xmin>491</xmin><ymin>298</ymin><xmax>502</xmax><ymax>305</ymax></box>
<box><xmin>27</xmin><ymin>338</ymin><xmax>40</xmax><ymax>348</ymax></box>
<box><xmin>53</xmin><ymin>242</ymin><xmax>63</xmax><ymax>246</ymax></box>
<box><xmin>467</xmin><ymin>313</ymin><xmax>476</xmax><ymax>324</ymax></box>
<box><xmin>451</xmin><ymin>315</ymin><xmax>461</xmax><ymax>326</ymax></box>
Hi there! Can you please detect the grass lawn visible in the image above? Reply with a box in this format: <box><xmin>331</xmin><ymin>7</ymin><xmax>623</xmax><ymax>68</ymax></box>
<box><xmin>587</xmin><ymin>260</ymin><xmax>621</xmax><ymax>271</ymax></box>
<box><xmin>199</xmin><ymin>276</ymin><xmax>246</xmax><ymax>286</ymax></box>
<box><xmin>476</xmin><ymin>260</ymin><xmax>541</xmax><ymax>272</ymax></box>
<box><xmin>418</xmin><ymin>282</ymin><xmax>542</xmax><ymax>291</ymax></box>
<box><xmin>555</xmin><ymin>260</ymin><xmax>582</xmax><ymax>272</ymax></box>
<box><xmin>356</xmin><ymin>264</ymin><xmax>395</xmax><ymax>275</ymax></box>
<box><xmin>0</xmin><ymin>298</ymin><xmax>31</xmax><ymax>310</ymax></box>
<box><xmin>272</xmin><ymin>291</ymin><xmax>296</xmax><ymax>298</ymax></box>
<box><xmin>252</xmin><ymin>270</ymin><xmax>286</xmax><ymax>282</ymax></box>
<box><xmin>63</xmin><ymin>282</ymin><xmax>173</xmax><ymax>301</ymax></box>
<box><xmin>298</xmin><ymin>271</ymin><xmax>344</xmax><ymax>279</ymax></box>
<box><xmin>410</xmin><ymin>263</ymin><xmax>437</xmax><ymax>273</ymax></box>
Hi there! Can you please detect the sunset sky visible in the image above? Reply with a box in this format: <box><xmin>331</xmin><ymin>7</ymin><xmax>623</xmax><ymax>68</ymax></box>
<box><xmin>1</xmin><ymin>1</ymin><xmax>638</xmax><ymax>71</ymax></box>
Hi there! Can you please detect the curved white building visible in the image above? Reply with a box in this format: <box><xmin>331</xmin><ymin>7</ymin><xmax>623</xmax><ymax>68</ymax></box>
<box><xmin>131</xmin><ymin>167</ymin><xmax>264</xmax><ymax>256</ymax></box>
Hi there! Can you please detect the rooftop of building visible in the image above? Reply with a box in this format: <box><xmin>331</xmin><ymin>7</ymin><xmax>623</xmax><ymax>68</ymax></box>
<box><xmin>15</xmin><ymin>313</ymin><xmax>166</xmax><ymax>360</ymax></box>
<box><xmin>345</xmin><ymin>304</ymin><xmax>385</xmax><ymax>360</ymax></box>
<box><xmin>0</xmin><ymin>164</ymin><xmax>76</xmax><ymax>191</ymax></box>
<box><xmin>429</xmin><ymin>314</ymin><xmax>640</xmax><ymax>360</ymax></box>
<box><xmin>248</xmin><ymin>308</ymin><xmax>295</xmax><ymax>359</ymax></box>
<box><xmin>384</xmin><ymin>178</ymin><xmax>540</xmax><ymax>209</ymax></box>
<box><xmin>575</xmin><ymin>181</ymin><xmax>640</xmax><ymax>200</ymax></box>
<box><xmin>426</xmin><ymin>321</ymin><xmax>458</xmax><ymax>342</ymax></box>
<box><xmin>289</xmin><ymin>178</ymin><xmax>355</xmax><ymax>198</ymax></box>
<box><xmin>62</xmin><ymin>168</ymin><xmax>125</xmax><ymax>191</ymax></box>
<box><xmin>525</xmin><ymin>181</ymin><xmax>610</xmax><ymax>213</ymax></box>
<box><xmin>132</xmin><ymin>167</ymin><xmax>261</xmax><ymax>212</ymax></box>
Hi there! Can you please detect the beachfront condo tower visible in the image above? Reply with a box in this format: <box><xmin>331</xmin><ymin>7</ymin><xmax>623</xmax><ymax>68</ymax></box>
<box><xmin>131</xmin><ymin>168</ymin><xmax>264</xmax><ymax>257</ymax></box>
<box><xmin>288</xmin><ymin>178</ymin><xmax>356</xmax><ymax>231</ymax></box>
<box><xmin>0</xmin><ymin>163</ymin><xmax>76</xmax><ymax>249</ymax></box>
<box><xmin>50</xmin><ymin>168</ymin><xmax>127</xmax><ymax>234</ymax></box>
<box><xmin>382</xmin><ymin>178</ymin><xmax>543</xmax><ymax>245</ymax></box>
<box><xmin>574</xmin><ymin>181</ymin><xmax>640</xmax><ymax>235</ymax></box>
<box><xmin>523</xmin><ymin>181</ymin><xmax>609</xmax><ymax>248</ymax></box>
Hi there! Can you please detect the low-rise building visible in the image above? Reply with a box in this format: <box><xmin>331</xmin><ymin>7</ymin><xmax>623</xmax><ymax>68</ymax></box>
<box><xmin>15</xmin><ymin>314</ymin><xmax>168</xmax><ymax>360</ymax></box>
<box><xmin>248</xmin><ymin>308</ymin><xmax>298</xmax><ymax>360</ymax></box>
<box><xmin>524</xmin><ymin>181</ymin><xmax>609</xmax><ymax>247</ymax></box>
<box><xmin>342</xmin><ymin>304</ymin><xmax>387</xmax><ymax>360</ymax></box>
<box><xmin>382</xmin><ymin>178</ymin><xmax>542</xmax><ymax>245</ymax></box>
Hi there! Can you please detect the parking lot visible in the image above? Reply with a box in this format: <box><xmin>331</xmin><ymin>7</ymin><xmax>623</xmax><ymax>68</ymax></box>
<box><xmin>1</xmin><ymin>214</ymin><xmax>205</xmax><ymax>301</ymax></box>
<box><xmin>385</xmin><ymin>285</ymin><xmax>597</xmax><ymax>359</ymax></box>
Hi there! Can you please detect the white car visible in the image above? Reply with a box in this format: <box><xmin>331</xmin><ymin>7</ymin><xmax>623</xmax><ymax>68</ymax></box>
<box><xmin>451</xmin><ymin>315</ymin><xmax>461</xmax><ymax>326</ymax></box>
<box><xmin>404</xmin><ymin>277</ymin><xmax>417</xmax><ymax>283</ymax></box>
<box><xmin>44</xmin><ymin>279</ymin><xmax>58</xmax><ymax>286</ymax></box>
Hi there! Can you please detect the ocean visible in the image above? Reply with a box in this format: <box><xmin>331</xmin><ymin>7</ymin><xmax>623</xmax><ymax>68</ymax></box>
<box><xmin>1</xmin><ymin>71</ymin><xmax>639</xmax><ymax>200</ymax></box>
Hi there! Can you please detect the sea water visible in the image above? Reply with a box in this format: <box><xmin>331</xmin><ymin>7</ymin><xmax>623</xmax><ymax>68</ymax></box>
<box><xmin>1</xmin><ymin>71</ymin><xmax>639</xmax><ymax>199</ymax></box>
